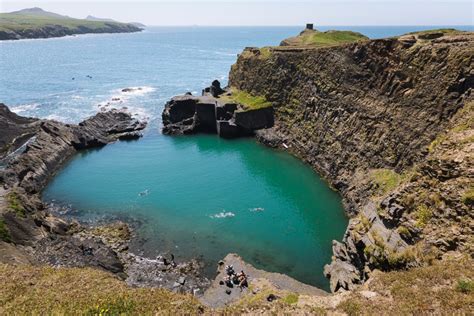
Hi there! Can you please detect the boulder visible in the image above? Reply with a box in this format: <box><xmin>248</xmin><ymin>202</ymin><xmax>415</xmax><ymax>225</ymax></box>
<box><xmin>323</xmin><ymin>259</ymin><xmax>361</xmax><ymax>292</ymax></box>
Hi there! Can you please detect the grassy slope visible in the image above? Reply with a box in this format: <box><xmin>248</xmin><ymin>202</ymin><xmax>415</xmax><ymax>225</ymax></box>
<box><xmin>281</xmin><ymin>29</ymin><xmax>369</xmax><ymax>47</ymax></box>
<box><xmin>1</xmin><ymin>257</ymin><xmax>472</xmax><ymax>314</ymax></box>
<box><xmin>338</xmin><ymin>256</ymin><xmax>474</xmax><ymax>315</ymax></box>
<box><xmin>0</xmin><ymin>264</ymin><xmax>204</xmax><ymax>314</ymax></box>
<box><xmin>0</xmin><ymin>13</ymin><xmax>138</xmax><ymax>34</ymax></box>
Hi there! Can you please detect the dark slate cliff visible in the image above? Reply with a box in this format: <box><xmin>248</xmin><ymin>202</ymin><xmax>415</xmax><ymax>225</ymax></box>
<box><xmin>229</xmin><ymin>30</ymin><xmax>473</xmax><ymax>291</ymax></box>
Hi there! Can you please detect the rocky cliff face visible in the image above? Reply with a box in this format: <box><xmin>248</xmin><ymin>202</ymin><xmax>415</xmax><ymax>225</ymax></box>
<box><xmin>229</xmin><ymin>30</ymin><xmax>473</xmax><ymax>291</ymax></box>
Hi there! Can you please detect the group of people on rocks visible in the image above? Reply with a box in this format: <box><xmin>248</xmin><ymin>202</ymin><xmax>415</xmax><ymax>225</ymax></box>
<box><xmin>220</xmin><ymin>264</ymin><xmax>248</xmax><ymax>293</ymax></box>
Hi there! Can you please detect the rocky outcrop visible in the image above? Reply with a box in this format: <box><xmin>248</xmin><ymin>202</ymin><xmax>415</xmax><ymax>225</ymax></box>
<box><xmin>0</xmin><ymin>104</ymin><xmax>40</xmax><ymax>159</ymax></box>
<box><xmin>201</xmin><ymin>253</ymin><xmax>327</xmax><ymax>308</ymax></box>
<box><xmin>0</xmin><ymin>106</ymin><xmax>146</xmax><ymax>276</ymax></box>
<box><xmin>162</xmin><ymin>82</ymin><xmax>274</xmax><ymax>138</ymax></box>
<box><xmin>2</xmin><ymin>110</ymin><xmax>146</xmax><ymax>194</ymax></box>
<box><xmin>229</xmin><ymin>30</ymin><xmax>474</xmax><ymax>291</ymax></box>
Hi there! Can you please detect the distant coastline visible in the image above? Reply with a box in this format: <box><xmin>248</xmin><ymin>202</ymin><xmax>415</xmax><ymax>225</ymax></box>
<box><xmin>0</xmin><ymin>7</ymin><xmax>143</xmax><ymax>41</ymax></box>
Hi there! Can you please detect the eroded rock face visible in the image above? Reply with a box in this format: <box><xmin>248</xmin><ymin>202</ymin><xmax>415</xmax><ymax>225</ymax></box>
<box><xmin>0</xmin><ymin>104</ymin><xmax>40</xmax><ymax>159</ymax></box>
<box><xmin>229</xmin><ymin>31</ymin><xmax>474</xmax><ymax>291</ymax></box>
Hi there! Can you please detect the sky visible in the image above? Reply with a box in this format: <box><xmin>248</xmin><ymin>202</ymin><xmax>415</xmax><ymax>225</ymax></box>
<box><xmin>0</xmin><ymin>0</ymin><xmax>473</xmax><ymax>26</ymax></box>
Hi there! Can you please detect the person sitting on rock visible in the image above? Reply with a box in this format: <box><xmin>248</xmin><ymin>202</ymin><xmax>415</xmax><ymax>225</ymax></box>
<box><xmin>237</xmin><ymin>271</ymin><xmax>248</xmax><ymax>290</ymax></box>
<box><xmin>225</xmin><ymin>265</ymin><xmax>235</xmax><ymax>276</ymax></box>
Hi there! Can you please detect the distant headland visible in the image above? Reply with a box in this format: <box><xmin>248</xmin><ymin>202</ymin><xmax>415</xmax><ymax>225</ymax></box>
<box><xmin>0</xmin><ymin>7</ymin><xmax>143</xmax><ymax>40</ymax></box>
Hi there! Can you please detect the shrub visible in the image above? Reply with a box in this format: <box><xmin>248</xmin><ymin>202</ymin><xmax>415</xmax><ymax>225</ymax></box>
<box><xmin>415</xmin><ymin>204</ymin><xmax>432</xmax><ymax>228</ymax></box>
<box><xmin>283</xmin><ymin>293</ymin><xmax>299</xmax><ymax>305</ymax></box>
<box><xmin>456</xmin><ymin>279</ymin><xmax>474</xmax><ymax>294</ymax></box>
<box><xmin>0</xmin><ymin>219</ymin><xmax>12</xmax><ymax>243</ymax></box>
<box><xmin>6</xmin><ymin>192</ymin><xmax>26</xmax><ymax>217</ymax></box>
<box><xmin>461</xmin><ymin>187</ymin><xmax>474</xmax><ymax>206</ymax></box>
<box><xmin>397</xmin><ymin>226</ymin><xmax>411</xmax><ymax>239</ymax></box>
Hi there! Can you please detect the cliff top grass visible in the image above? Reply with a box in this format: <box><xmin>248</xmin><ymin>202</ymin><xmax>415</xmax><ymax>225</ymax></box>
<box><xmin>0</xmin><ymin>264</ymin><xmax>205</xmax><ymax>314</ymax></box>
<box><xmin>0</xmin><ymin>12</ymin><xmax>135</xmax><ymax>33</ymax></box>
<box><xmin>220</xmin><ymin>89</ymin><xmax>272</xmax><ymax>111</ymax></box>
<box><xmin>281</xmin><ymin>29</ymin><xmax>369</xmax><ymax>47</ymax></box>
<box><xmin>407</xmin><ymin>28</ymin><xmax>459</xmax><ymax>35</ymax></box>
<box><xmin>338</xmin><ymin>256</ymin><xmax>474</xmax><ymax>315</ymax></box>
<box><xmin>1</xmin><ymin>257</ymin><xmax>472</xmax><ymax>314</ymax></box>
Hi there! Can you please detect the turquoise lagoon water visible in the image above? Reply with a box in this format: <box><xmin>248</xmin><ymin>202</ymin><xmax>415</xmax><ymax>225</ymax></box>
<box><xmin>1</xmin><ymin>26</ymin><xmax>472</xmax><ymax>288</ymax></box>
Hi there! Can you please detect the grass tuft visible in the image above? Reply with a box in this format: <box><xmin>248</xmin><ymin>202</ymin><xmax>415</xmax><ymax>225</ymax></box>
<box><xmin>461</xmin><ymin>187</ymin><xmax>474</xmax><ymax>206</ymax></box>
<box><xmin>282</xmin><ymin>293</ymin><xmax>299</xmax><ymax>304</ymax></box>
<box><xmin>6</xmin><ymin>192</ymin><xmax>26</xmax><ymax>217</ymax></box>
<box><xmin>220</xmin><ymin>89</ymin><xmax>272</xmax><ymax>111</ymax></box>
<box><xmin>415</xmin><ymin>204</ymin><xmax>432</xmax><ymax>228</ymax></box>
<box><xmin>370</xmin><ymin>169</ymin><xmax>403</xmax><ymax>195</ymax></box>
<box><xmin>455</xmin><ymin>279</ymin><xmax>474</xmax><ymax>294</ymax></box>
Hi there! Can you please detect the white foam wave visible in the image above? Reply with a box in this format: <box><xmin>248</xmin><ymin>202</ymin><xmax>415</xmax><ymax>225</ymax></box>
<box><xmin>10</xmin><ymin>103</ymin><xmax>39</xmax><ymax>114</ymax></box>
<box><xmin>210</xmin><ymin>211</ymin><xmax>235</xmax><ymax>219</ymax></box>
<box><xmin>250</xmin><ymin>207</ymin><xmax>265</xmax><ymax>212</ymax></box>
<box><xmin>119</xmin><ymin>86</ymin><xmax>156</xmax><ymax>96</ymax></box>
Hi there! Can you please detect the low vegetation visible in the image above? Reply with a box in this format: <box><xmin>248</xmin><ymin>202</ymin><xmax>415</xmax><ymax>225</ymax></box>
<box><xmin>408</xmin><ymin>28</ymin><xmax>458</xmax><ymax>35</ymax></box>
<box><xmin>282</xmin><ymin>29</ymin><xmax>368</xmax><ymax>47</ymax></box>
<box><xmin>369</xmin><ymin>168</ymin><xmax>403</xmax><ymax>195</ymax></box>
<box><xmin>0</xmin><ymin>264</ymin><xmax>204</xmax><ymax>314</ymax></box>
<box><xmin>462</xmin><ymin>186</ymin><xmax>474</xmax><ymax>206</ymax></box>
<box><xmin>338</xmin><ymin>256</ymin><xmax>474</xmax><ymax>315</ymax></box>
<box><xmin>6</xmin><ymin>191</ymin><xmax>25</xmax><ymax>217</ymax></box>
<box><xmin>220</xmin><ymin>89</ymin><xmax>272</xmax><ymax>111</ymax></box>
<box><xmin>1</xmin><ymin>257</ymin><xmax>472</xmax><ymax>314</ymax></box>
<box><xmin>414</xmin><ymin>204</ymin><xmax>432</xmax><ymax>228</ymax></box>
<box><xmin>0</xmin><ymin>219</ymin><xmax>12</xmax><ymax>243</ymax></box>
<box><xmin>456</xmin><ymin>279</ymin><xmax>474</xmax><ymax>294</ymax></box>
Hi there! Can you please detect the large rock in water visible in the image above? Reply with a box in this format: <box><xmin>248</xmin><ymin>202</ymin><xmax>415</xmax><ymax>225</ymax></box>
<box><xmin>162</xmin><ymin>85</ymin><xmax>274</xmax><ymax>138</ymax></box>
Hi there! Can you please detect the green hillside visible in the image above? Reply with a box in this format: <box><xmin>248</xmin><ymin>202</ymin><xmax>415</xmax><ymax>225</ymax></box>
<box><xmin>0</xmin><ymin>8</ymin><xmax>142</xmax><ymax>40</ymax></box>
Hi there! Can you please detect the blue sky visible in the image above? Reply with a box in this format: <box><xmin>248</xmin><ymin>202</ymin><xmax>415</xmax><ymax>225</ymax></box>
<box><xmin>1</xmin><ymin>0</ymin><xmax>473</xmax><ymax>26</ymax></box>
